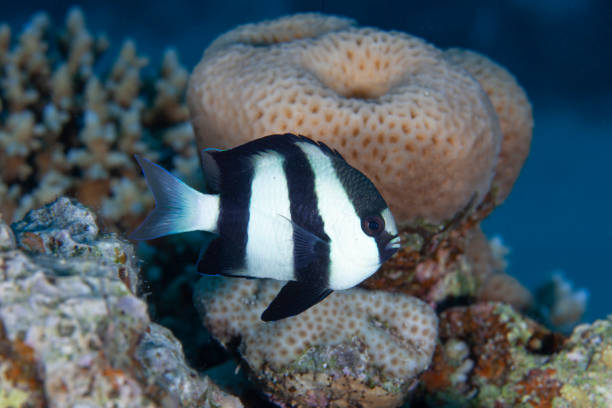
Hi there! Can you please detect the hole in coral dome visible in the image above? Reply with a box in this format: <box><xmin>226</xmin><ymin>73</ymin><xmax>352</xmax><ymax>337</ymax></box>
<box><xmin>302</xmin><ymin>37</ymin><xmax>410</xmax><ymax>100</ymax></box>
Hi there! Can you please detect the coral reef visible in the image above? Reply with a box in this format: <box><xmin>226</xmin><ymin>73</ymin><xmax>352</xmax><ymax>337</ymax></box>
<box><xmin>188</xmin><ymin>13</ymin><xmax>532</xmax><ymax>228</ymax></box>
<box><xmin>0</xmin><ymin>8</ymin><xmax>195</xmax><ymax>232</ymax></box>
<box><xmin>184</xmin><ymin>13</ymin><xmax>592</xmax><ymax>408</ymax></box>
<box><xmin>362</xmin><ymin>222</ymin><xmax>536</xmax><ymax>314</ymax></box>
<box><xmin>186</xmin><ymin>17</ymin><xmax>538</xmax><ymax>353</ymax></box>
<box><xmin>0</xmin><ymin>197</ymin><xmax>242</xmax><ymax>407</ymax></box>
<box><xmin>194</xmin><ymin>278</ymin><xmax>437</xmax><ymax>407</ymax></box>
<box><xmin>0</xmin><ymin>9</ymin><xmax>598</xmax><ymax>408</ymax></box>
<box><xmin>419</xmin><ymin>302</ymin><xmax>612</xmax><ymax>407</ymax></box>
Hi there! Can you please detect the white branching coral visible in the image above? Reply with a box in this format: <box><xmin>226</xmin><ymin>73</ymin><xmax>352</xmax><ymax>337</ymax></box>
<box><xmin>0</xmin><ymin>8</ymin><xmax>195</xmax><ymax>232</ymax></box>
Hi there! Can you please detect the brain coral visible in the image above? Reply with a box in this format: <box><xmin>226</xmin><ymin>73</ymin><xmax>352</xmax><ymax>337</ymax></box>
<box><xmin>194</xmin><ymin>277</ymin><xmax>438</xmax><ymax>407</ymax></box>
<box><xmin>188</xmin><ymin>13</ymin><xmax>514</xmax><ymax>226</ymax></box>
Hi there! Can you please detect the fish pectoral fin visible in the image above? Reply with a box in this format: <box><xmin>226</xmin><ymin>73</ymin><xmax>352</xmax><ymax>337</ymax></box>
<box><xmin>261</xmin><ymin>280</ymin><xmax>333</xmax><ymax>321</ymax></box>
<box><xmin>278</xmin><ymin>214</ymin><xmax>329</xmax><ymax>269</ymax></box>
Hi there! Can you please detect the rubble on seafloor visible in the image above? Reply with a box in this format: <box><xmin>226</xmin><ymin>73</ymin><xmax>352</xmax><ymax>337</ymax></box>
<box><xmin>0</xmin><ymin>8</ymin><xmax>198</xmax><ymax>232</ymax></box>
<box><xmin>0</xmin><ymin>197</ymin><xmax>243</xmax><ymax>408</ymax></box>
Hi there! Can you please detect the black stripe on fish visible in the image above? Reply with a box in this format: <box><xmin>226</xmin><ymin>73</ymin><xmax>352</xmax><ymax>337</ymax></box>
<box><xmin>198</xmin><ymin>134</ymin><xmax>335</xmax><ymax>279</ymax></box>
<box><xmin>197</xmin><ymin>150</ymin><xmax>254</xmax><ymax>274</ymax></box>
<box><xmin>281</xmin><ymin>140</ymin><xmax>331</xmax><ymax>286</ymax></box>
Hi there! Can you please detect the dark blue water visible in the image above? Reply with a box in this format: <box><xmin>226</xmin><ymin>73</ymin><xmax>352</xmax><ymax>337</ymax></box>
<box><xmin>5</xmin><ymin>0</ymin><xmax>612</xmax><ymax>322</ymax></box>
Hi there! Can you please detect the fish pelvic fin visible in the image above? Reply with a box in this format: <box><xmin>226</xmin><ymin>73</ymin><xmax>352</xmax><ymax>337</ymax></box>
<box><xmin>261</xmin><ymin>280</ymin><xmax>333</xmax><ymax>321</ymax></box>
<box><xmin>129</xmin><ymin>155</ymin><xmax>219</xmax><ymax>240</ymax></box>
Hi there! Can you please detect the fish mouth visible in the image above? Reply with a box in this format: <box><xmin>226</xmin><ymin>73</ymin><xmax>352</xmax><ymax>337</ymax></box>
<box><xmin>385</xmin><ymin>235</ymin><xmax>401</xmax><ymax>252</ymax></box>
<box><xmin>380</xmin><ymin>234</ymin><xmax>401</xmax><ymax>263</ymax></box>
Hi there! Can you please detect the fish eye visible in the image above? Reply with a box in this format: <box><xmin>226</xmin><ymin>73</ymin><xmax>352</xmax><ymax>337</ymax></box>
<box><xmin>361</xmin><ymin>215</ymin><xmax>385</xmax><ymax>237</ymax></box>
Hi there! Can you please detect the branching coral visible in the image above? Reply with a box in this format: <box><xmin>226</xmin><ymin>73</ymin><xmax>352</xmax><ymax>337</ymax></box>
<box><xmin>0</xmin><ymin>8</ymin><xmax>196</xmax><ymax>232</ymax></box>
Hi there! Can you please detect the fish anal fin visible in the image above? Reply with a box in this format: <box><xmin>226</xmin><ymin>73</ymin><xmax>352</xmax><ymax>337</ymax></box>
<box><xmin>261</xmin><ymin>280</ymin><xmax>333</xmax><ymax>321</ymax></box>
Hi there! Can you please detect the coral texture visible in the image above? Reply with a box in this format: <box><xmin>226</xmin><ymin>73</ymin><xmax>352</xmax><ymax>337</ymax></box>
<box><xmin>0</xmin><ymin>198</ymin><xmax>242</xmax><ymax>408</ymax></box>
<box><xmin>419</xmin><ymin>302</ymin><xmax>612</xmax><ymax>408</ymax></box>
<box><xmin>188</xmin><ymin>13</ymin><xmax>508</xmax><ymax>226</ymax></box>
<box><xmin>194</xmin><ymin>278</ymin><xmax>438</xmax><ymax>407</ymax></box>
<box><xmin>444</xmin><ymin>48</ymin><xmax>534</xmax><ymax>204</ymax></box>
<box><xmin>0</xmin><ymin>9</ymin><xmax>196</xmax><ymax>231</ymax></box>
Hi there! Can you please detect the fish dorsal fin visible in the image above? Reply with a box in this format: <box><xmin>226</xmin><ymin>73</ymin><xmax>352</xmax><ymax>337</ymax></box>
<box><xmin>200</xmin><ymin>148</ymin><xmax>222</xmax><ymax>193</ymax></box>
<box><xmin>200</xmin><ymin>134</ymin><xmax>346</xmax><ymax>194</ymax></box>
<box><xmin>279</xmin><ymin>215</ymin><xmax>329</xmax><ymax>270</ymax></box>
<box><xmin>261</xmin><ymin>280</ymin><xmax>333</xmax><ymax>321</ymax></box>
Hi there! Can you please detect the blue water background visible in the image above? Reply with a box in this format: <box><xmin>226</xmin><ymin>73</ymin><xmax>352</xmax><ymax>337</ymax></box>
<box><xmin>5</xmin><ymin>0</ymin><xmax>612</xmax><ymax>322</ymax></box>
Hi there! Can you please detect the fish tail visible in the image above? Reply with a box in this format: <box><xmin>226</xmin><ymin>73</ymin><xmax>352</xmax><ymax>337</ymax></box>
<box><xmin>129</xmin><ymin>155</ymin><xmax>219</xmax><ymax>240</ymax></box>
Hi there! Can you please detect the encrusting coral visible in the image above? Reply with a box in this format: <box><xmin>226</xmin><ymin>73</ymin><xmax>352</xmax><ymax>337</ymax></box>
<box><xmin>194</xmin><ymin>277</ymin><xmax>438</xmax><ymax>407</ymax></box>
<box><xmin>419</xmin><ymin>302</ymin><xmax>612</xmax><ymax>408</ymax></box>
<box><xmin>0</xmin><ymin>8</ymin><xmax>195</xmax><ymax>232</ymax></box>
<box><xmin>0</xmin><ymin>198</ymin><xmax>243</xmax><ymax>407</ymax></box>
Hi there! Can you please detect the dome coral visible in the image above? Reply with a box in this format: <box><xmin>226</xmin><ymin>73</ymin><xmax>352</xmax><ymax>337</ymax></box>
<box><xmin>187</xmin><ymin>13</ymin><xmax>531</xmax><ymax>227</ymax></box>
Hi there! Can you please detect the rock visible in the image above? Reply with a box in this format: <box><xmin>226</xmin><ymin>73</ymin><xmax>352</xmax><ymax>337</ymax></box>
<box><xmin>0</xmin><ymin>197</ymin><xmax>242</xmax><ymax>408</ymax></box>
<box><xmin>0</xmin><ymin>216</ymin><xmax>16</xmax><ymax>250</ymax></box>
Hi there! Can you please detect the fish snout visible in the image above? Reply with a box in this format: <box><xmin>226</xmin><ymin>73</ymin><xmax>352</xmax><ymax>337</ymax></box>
<box><xmin>381</xmin><ymin>234</ymin><xmax>401</xmax><ymax>262</ymax></box>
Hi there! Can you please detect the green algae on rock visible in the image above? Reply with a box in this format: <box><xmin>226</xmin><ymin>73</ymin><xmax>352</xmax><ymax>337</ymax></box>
<box><xmin>0</xmin><ymin>197</ymin><xmax>242</xmax><ymax>408</ymax></box>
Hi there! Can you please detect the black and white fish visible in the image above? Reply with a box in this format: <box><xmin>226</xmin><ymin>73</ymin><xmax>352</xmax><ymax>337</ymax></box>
<box><xmin>131</xmin><ymin>134</ymin><xmax>400</xmax><ymax>321</ymax></box>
